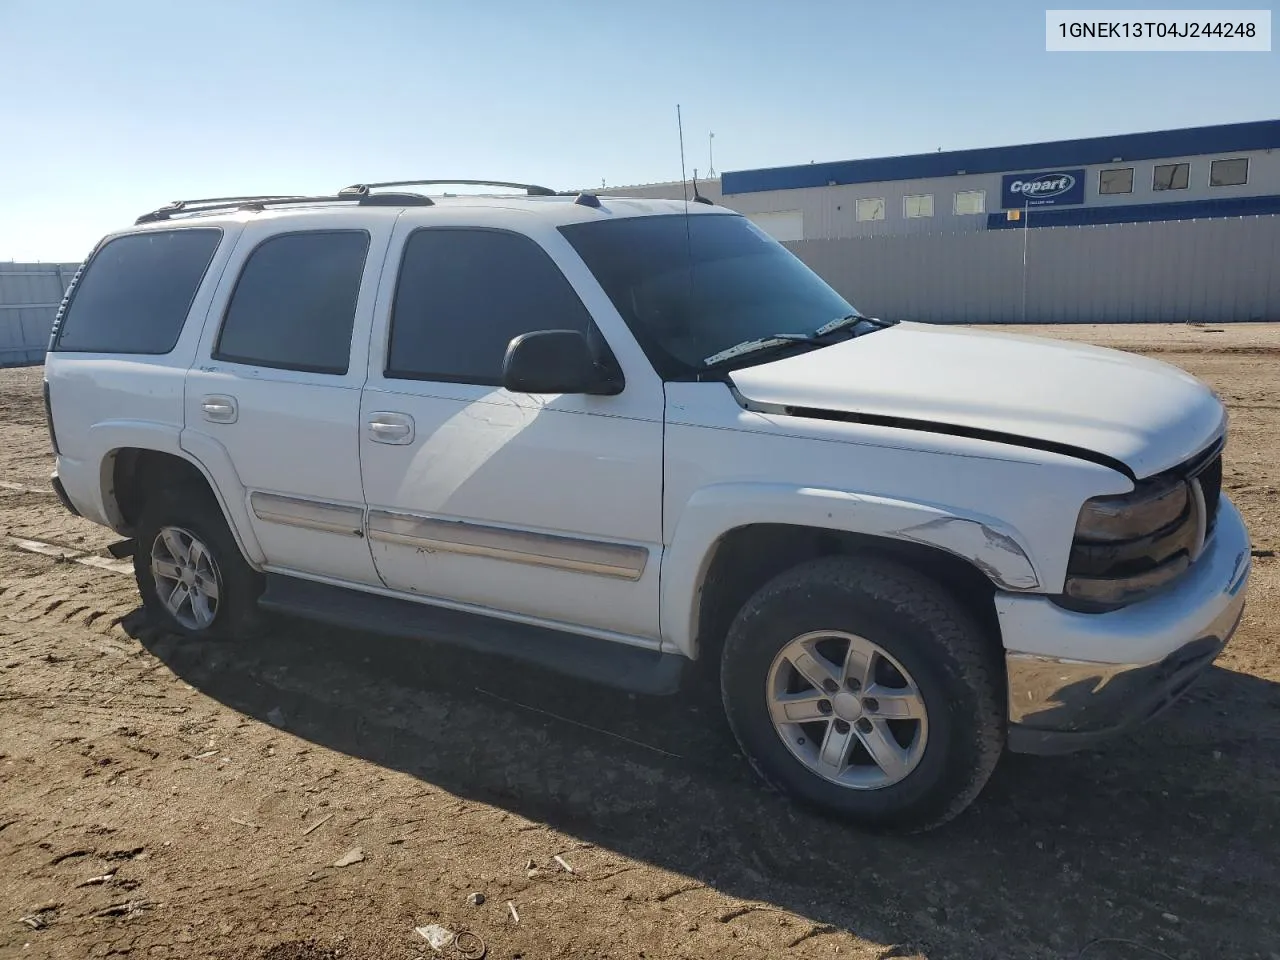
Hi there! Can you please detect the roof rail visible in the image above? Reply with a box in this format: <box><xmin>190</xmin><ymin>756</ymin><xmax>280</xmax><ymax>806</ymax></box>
<box><xmin>172</xmin><ymin>194</ymin><xmax>309</xmax><ymax>207</ymax></box>
<box><xmin>134</xmin><ymin>192</ymin><xmax>434</xmax><ymax>225</ymax></box>
<box><xmin>135</xmin><ymin>195</ymin><xmax>308</xmax><ymax>223</ymax></box>
<box><xmin>341</xmin><ymin>179</ymin><xmax>558</xmax><ymax>197</ymax></box>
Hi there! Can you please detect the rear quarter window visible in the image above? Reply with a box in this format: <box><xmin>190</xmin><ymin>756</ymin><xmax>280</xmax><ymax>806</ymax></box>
<box><xmin>52</xmin><ymin>228</ymin><xmax>222</xmax><ymax>354</ymax></box>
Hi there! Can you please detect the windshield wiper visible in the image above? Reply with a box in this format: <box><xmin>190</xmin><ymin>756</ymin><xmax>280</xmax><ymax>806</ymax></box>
<box><xmin>701</xmin><ymin>314</ymin><xmax>893</xmax><ymax>367</ymax></box>
<box><xmin>815</xmin><ymin>313</ymin><xmax>894</xmax><ymax>335</ymax></box>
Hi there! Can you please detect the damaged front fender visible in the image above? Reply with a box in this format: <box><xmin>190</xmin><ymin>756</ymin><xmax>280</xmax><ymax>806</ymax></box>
<box><xmin>660</xmin><ymin>483</ymin><xmax>1042</xmax><ymax>657</ymax></box>
<box><xmin>898</xmin><ymin>515</ymin><xmax>1041</xmax><ymax>591</ymax></box>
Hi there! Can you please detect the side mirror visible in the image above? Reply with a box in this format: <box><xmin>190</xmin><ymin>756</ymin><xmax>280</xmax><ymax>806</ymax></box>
<box><xmin>501</xmin><ymin>330</ymin><xmax>622</xmax><ymax>396</ymax></box>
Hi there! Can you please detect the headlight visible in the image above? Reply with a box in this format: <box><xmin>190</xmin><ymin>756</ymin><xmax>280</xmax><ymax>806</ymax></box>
<box><xmin>1063</xmin><ymin>474</ymin><xmax>1199</xmax><ymax>610</ymax></box>
<box><xmin>1073</xmin><ymin>477</ymin><xmax>1188</xmax><ymax>542</ymax></box>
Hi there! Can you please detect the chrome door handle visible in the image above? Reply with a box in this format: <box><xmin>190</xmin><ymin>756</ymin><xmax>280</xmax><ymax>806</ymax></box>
<box><xmin>367</xmin><ymin>412</ymin><xmax>415</xmax><ymax>444</ymax></box>
<box><xmin>201</xmin><ymin>395</ymin><xmax>238</xmax><ymax>423</ymax></box>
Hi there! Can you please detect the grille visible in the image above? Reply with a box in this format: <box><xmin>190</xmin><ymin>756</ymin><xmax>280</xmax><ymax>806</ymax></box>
<box><xmin>1193</xmin><ymin>452</ymin><xmax>1223</xmax><ymax>535</ymax></box>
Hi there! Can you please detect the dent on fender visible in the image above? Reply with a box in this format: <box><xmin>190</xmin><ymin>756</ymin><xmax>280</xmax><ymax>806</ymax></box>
<box><xmin>897</xmin><ymin>516</ymin><xmax>1040</xmax><ymax>591</ymax></box>
<box><xmin>661</xmin><ymin>483</ymin><xmax>1044</xmax><ymax>657</ymax></box>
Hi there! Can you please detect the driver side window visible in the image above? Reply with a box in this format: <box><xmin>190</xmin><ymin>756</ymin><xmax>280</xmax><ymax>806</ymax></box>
<box><xmin>385</xmin><ymin>227</ymin><xmax>613</xmax><ymax>385</ymax></box>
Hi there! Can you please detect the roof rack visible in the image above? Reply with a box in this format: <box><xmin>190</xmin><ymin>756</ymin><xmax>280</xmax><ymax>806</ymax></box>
<box><xmin>134</xmin><ymin>191</ymin><xmax>435</xmax><ymax>225</ymax></box>
<box><xmin>135</xmin><ymin>179</ymin><xmax>564</xmax><ymax>225</ymax></box>
<box><xmin>340</xmin><ymin>179</ymin><xmax>558</xmax><ymax>197</ymax></box>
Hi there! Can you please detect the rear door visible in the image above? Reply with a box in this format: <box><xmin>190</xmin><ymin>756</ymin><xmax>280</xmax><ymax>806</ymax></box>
<box><xmin>183</xmin><ymin>215</ymin><xmax>390</xmax><ymax>584</ymax></box>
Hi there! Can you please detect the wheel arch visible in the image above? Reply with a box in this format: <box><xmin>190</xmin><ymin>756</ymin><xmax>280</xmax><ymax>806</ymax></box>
<box><xmin>661</xmin><ymin>483</ymin><xmax>1038</xmax><ymax>662</ymax></box>
<box><xmin>93</xmin><ymin>427</ymin><xmax>264</xmax><ymax>567</ymax></box>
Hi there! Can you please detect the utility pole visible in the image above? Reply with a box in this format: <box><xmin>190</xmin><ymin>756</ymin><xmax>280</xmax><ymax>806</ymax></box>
<box><xmin>1020</xmin><ymin>198</ymin><xmax>1030</xmax><ymax>324</ymax></box>
<box><xmin>708</xmin><ymin>132</ymin><xmax>716</xmax><ymax>178</ymax></box>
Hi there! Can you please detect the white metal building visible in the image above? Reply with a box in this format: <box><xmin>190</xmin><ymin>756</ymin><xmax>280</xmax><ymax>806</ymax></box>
<box><xmin>606</xmin><ymin>119</ymin><xmax>1280</xmax><ymax>242</ymax></box>
<box><xmin>606</xmin><ymin>119</ymin><xmax>1280</xmax><ymax>323</ymax></box>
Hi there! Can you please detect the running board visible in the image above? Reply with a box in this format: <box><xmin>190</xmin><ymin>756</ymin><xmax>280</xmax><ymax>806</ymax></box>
<box><xmin>257</xmin><ymin>574</ymin><xmax>686</xmax><ymax>696</ymax></box>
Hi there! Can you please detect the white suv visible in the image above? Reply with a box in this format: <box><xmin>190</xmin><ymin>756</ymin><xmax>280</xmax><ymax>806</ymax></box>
<box><xmin>43</xmin><ymin>181</ymin><xmax>1252</xmax><ymax>832</ymax></box>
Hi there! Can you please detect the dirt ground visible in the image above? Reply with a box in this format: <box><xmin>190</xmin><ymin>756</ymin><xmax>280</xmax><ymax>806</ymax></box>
<box><xmin>1</xmin><ymin>323</ymin><xmax>1277</xmax><ymax>960</ymax></box>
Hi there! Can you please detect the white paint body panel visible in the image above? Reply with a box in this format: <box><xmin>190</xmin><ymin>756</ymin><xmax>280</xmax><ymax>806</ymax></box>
<box><xmin>358</xmin><ymin>212</ymin><xmax>665</xmax><ymax>640</ymax></box>
<box><xmin>44</xmin><ymin>221</ymin><xmax>245</xmax><ymax>531</ymax></box>
<box><xmin>181</xmin><ymin>213</ymin><xmax>392</xmax><ymax>584</ymax></box>
<box><xmin>657</xmin><ymin>382</ymin><xmax>1134</xmax><ymax>655</ymax></box>
<box><xmin>728</xmin><ymin>321</ymin><xmax>1226</xmax><ymax>479</ymax></box>
<box><xmin>46</xmin><ymin>197</ymin><xmax>1244</xmax><ymax>685</ymax></box>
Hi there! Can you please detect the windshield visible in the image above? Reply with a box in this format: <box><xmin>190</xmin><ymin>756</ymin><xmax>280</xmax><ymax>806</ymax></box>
<box><xmin>559</xmin><ymin>213</ymin><xmax>864</xmax><ymax>378</ymax></box>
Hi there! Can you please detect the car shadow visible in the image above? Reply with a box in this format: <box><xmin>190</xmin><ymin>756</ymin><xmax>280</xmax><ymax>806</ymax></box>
<box><xmin>127</xmin><ymin>610</ymin><xmax>1280</xmax><ymax>958</ymax></box>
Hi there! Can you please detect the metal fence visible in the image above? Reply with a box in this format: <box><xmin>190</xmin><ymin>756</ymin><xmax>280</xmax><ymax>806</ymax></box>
<box><xmin>0</xmin><ymin>263</ymin><xmax>78</xmax><ymax>367</ymax></box>
<box><xmin>787</xmin><ymin>215</ymin><xmax>1280</xmax><ymax>324</ymax></box>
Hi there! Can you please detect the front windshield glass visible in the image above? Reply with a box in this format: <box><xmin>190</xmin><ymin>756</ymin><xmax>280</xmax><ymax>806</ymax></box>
<box><xmin>559</xmin><ymin>213</ymin><xmax>862</xmax><ymax>378</ymax></box>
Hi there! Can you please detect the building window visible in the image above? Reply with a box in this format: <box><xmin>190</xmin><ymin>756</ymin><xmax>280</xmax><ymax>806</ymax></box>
<box><xmin>1152</xmin><ymin>163</ymin><xmax>1190</xmax><ymax>191</ymax></box>
<box><xmin>1210</xmin><ymin>157</ymin><xmax>1249</xmax><ymax>187</ymax></box>
<box><xmin>953</xmin><ymin>190</ymin><xmax>986</xmax><ymax>215</ymax></box>
<box><xmin>903</xmin><ymin>194</ymin><xmax>934</xmax><ymax>218</ymax></box>
<box><xmin>744</xmin><ymin>210</ymin><xmax>804</xmax><ymax>242</ymax></box>
<box><xmin>1099</xmin><ymin>167</ymin><xmax>1134</xmax><ymax>195</ymax></box>
<box><xmin>855</xmin><ymin>198</ymin><xmax>885</xmax><ymax>222</ymax></box>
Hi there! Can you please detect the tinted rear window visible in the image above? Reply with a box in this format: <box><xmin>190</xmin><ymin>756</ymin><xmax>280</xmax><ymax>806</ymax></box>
<box><xmin>214</xmin><ymin>230</ymin><xmax>369</xmax><ymax>375</ymax></box>
<box><xmin>53</xmin><ymin>229</ymin><xmax>222</xmax><ymax>354</ymax></box>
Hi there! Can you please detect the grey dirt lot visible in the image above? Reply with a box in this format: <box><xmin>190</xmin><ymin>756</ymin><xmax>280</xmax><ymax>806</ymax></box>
<box><xmin>1</xmin><ymin>323</ymin><xmax>1278</xmax><ymax>960</ymax></box>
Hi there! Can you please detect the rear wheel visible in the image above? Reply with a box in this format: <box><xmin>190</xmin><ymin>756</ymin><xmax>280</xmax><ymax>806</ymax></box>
<box><xmin>720</xmin><ymin>555</ymin><xmax>1004</xmax><ymax>832</ymax></box>
<box><xmin>134</xmin><ymin>488</ymin><xmax>264</xmax><ymax>640</ymax></box>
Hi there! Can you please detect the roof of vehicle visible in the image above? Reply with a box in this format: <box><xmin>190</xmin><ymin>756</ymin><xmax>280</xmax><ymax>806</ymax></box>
<box><xmin>124</xmin><ymin>188</ymin><xmax>732</xmax><ymax>237</ymax></box>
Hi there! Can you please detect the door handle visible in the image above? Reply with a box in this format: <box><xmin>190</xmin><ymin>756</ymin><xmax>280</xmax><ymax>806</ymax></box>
<box><xmin>201</xmin><ymin>395</ymin><xmax>238</xmax><ymax>424</ymax></box>
<box><xmin>367</xmin><ymin>412</ymin><xmax>415</xmax><ymax>444</ymax></box>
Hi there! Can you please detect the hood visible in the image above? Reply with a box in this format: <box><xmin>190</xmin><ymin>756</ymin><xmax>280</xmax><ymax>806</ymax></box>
<box><xmin>727</xmin><ymin>322</ymin><xmax>1225</xmax><ymax>479</ymax></box>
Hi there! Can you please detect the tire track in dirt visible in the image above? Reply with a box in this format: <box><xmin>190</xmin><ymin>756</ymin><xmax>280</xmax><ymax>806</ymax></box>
<box><xmin>0</xmin><ymin>558</ymin><xmax>140</xmax><ymax>644</ymax></box>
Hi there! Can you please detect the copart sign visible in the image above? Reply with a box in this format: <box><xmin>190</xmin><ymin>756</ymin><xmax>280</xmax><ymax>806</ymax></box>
<box><xmin>1001</xmin><ymin>169</ymin><xmax>1086</xmax><ymax>208</ymax></box>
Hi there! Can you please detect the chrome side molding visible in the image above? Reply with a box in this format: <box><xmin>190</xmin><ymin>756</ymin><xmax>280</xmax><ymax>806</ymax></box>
<box><xmin>250</xmin><ymin>493</ymin><xmax>365</xmax><ymax>538</ymax></box>
<box><xmin>367</xmin><ymin>510</ymin><xmax>648</xmax><ymax>581</ymax></box>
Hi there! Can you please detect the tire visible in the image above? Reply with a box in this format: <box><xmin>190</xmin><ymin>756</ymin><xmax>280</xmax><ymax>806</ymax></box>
<box><xmin>133</xmin><ymin>485</ymin><xmax>265</xmax><ymax>641</ymax></box>
<box><xmin>720</xmin><ymin>555</ymin><xmax>1004</xmax><ymax>833</ymax></box>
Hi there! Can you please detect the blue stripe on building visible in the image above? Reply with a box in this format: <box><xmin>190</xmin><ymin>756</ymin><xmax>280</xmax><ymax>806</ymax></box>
<box><xmin>722</xmin><ymin>119</ymin><xmax>1280</xmax><ymax>195</ymax></box>
<box><xmin>985</xmin><ymin>193</ymin><xmax>1280</xmax><ymax>229</ymax></box>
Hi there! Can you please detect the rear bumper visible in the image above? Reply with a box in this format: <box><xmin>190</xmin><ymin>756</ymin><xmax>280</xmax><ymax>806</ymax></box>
<box><xmin>50</xmin><ymin>470</ymin><xmax>81</xmax><ymax>518</ymax></box>
<box><xmin>1001</xmin><ymin>496</ymin><xmax>1251</xmax><ymax>755</ymax></box>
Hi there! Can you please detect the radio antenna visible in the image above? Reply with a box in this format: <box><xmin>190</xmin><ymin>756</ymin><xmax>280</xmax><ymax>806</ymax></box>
<box><xmin>677</xmin><ymin>104</ymin><xmax>695</xmax><ymax>348</ymax></box>
<box><xmin>677</xmin><ymin>104</ymin><xmax>689</xmax><ymax>202</ymax></box>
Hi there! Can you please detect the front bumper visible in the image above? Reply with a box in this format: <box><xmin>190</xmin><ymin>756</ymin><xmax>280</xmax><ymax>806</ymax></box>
<box><xmin>1001</xmin><ymin>496</ymin><xmax>1251</xmax><ymax>755</ymax></box>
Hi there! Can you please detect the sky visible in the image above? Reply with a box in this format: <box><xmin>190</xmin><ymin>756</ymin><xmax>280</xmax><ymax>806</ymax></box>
<box><xmin>1</xmin><ymin>0</ymin><xmax>1277</xmax><ymax>260</ymax></box>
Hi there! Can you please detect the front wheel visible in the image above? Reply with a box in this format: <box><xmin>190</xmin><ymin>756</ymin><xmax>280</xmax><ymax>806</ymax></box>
<box><xmin>720</xmin><ymin>556</ymin><xmax>1004</xmax><ymax>832</ymax></box>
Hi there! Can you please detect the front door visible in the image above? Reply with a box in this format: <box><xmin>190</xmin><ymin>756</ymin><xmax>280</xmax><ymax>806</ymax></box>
<box><xmin>358</xmin><ymin>221</ymin><xmax>665</xmax><ymax>642</ymax></box>
<box><xmin>183</xmin><ymin>218</ymin><xmax>390</xmax><ymax>584</ymax></box>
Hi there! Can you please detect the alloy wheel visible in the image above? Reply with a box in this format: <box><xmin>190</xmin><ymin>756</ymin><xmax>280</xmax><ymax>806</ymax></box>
<box><xmin>766</xmin><ymin>630</ymin><xmax>929</xmax><ymax>789</ymax></box>
<box><xmin>150</xmin><ymin>525</ymin><xmax>222</xmax><ymax>631</ymax></box>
